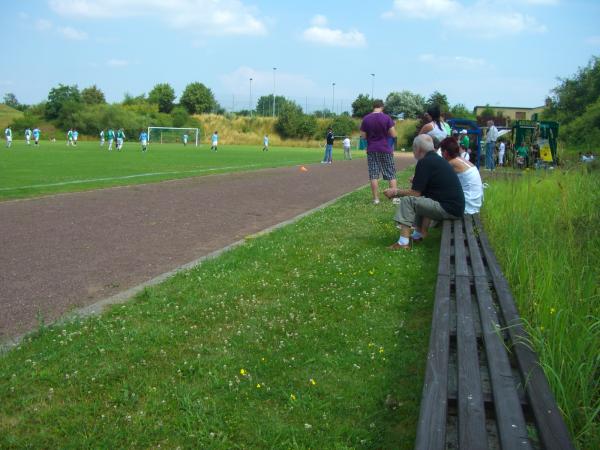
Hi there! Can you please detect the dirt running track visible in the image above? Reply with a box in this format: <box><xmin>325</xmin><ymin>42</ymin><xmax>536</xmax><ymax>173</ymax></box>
<box><xmin>0</xmin><ymin>155</ymin><xmax>413</xmax><ymax>341</ymax></box>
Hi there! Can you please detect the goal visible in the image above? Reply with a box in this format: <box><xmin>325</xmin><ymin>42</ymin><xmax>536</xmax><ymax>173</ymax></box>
<box><xmin>147</xmin><ymin>127</ymin><xmax>200</xmax><ymax>146</ymax></box>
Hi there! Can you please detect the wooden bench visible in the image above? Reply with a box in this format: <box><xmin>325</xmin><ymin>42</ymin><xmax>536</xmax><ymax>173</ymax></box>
<box><xmin>415</xmin><ymin>215</ymin><xmax>574</xmax><ymax>449</ymax></box>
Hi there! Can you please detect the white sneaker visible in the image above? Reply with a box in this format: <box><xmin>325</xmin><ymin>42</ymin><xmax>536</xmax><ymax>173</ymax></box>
<box><xmin>373</xmin><ymin>199</ymin><xmax>380</xmax><ymax>205</ymax></box>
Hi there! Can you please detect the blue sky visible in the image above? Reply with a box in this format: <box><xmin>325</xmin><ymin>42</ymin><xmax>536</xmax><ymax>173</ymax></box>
<box><xmin>1</xmin><ymin>0</ymin><xmax>599</xmax><ymax>113</ymax></box>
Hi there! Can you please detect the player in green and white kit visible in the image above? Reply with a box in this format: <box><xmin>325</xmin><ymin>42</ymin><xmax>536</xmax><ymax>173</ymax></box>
<box><xmin>100</xmin><ymin>130</ymin><xmax>105</xmax><ymax>146</ymax></box>
<box><xmin>25</xmin><ymin>128</ymin><xmax>32</xmax><ymax>145</ymax></box>
<box><xmin>107</xmin><ymin>128</ymin><xmax>115</xmax><ymax>151</ymax></box>
<box><xmin>5</xmin><ymin>127</ymin><xmax>12</xmax><ymax>148</ymax></box>
<box><xmin>182</xmin><ymin>133</ymin><xmax>188</xmax><ymax>146</ymax></box>
<box><xmin>67</xmin><ymin>129</ymin><xmax>74</xmax><ymax>146</ymax></box>
<box><xmin>116</xmin><ymin>128</ymin><xmax>125</xmax><ymax>151</ymax></box>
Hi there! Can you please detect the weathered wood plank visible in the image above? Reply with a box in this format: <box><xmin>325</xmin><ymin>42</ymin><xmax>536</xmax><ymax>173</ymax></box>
<box><xmin>474</xmin><ymin>215</ymin><xmax>575</xmax><ymax>450</ymax></box>
<box><xmin>415</xmin><ymin>274</ymin><xmax>451</xmax><ymax>449</ymax></box>
<box><xmin>454</xmin><ymin>218</ymin><xmax>488</xmax><ymax>449</ymax></box>
<box><xmin>437</xmin><ymin>220</ymin><xmax>453</xmax><ymax>277</ymax></box>
<box><xmin>465</xmin><ymin>218</ymin><xmax>532</xmax><ymax>449</ymax></box>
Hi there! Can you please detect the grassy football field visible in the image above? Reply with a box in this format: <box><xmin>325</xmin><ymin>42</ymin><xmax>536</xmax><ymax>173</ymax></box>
<box><xmin>0</xmin><ymin>140</ymin><xmax>362</xmax><ymax>200</ymax></box>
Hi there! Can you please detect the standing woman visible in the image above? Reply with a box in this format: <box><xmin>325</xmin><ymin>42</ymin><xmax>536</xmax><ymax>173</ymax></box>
<box><xmin>419</xmin><ymin>105</ymin><xmax>449</xmax><ymax>154</ymax></box>
<box><xmin>440</xmin><ymin>137</ymin><xmax>483</xmax><ymax>214</ymax></box>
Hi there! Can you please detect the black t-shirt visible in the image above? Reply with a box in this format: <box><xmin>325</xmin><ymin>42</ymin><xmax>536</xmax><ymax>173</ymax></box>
<box><xmin>326</xmin><ymin>131</ymin><xmax>334</xmax><ymax>145</ymax></box>
<box><xmin>411</xmin><ymin>152</ymin><xmax>465</xmax><ymax>217</ymax></box>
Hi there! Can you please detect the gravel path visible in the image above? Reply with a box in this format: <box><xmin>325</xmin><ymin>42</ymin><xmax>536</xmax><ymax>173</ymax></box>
<box><xmin>0</xmin><ymin>155</ymin><xmax>413</xmax><ymax>341</ymax></box>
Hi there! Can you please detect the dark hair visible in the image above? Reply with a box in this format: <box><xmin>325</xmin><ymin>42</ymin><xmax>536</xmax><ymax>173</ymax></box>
<box><xmin>440</xmin><ymin>137</ymin><xmax>460</xmax><ymax>158</ymax></box>
<box><xmin>427</xmin><ymin>104</ymin><xmax>443</xmax><ymax>131</ymax></box>
<box><xmin>373</xmin><ymin>99</ymin><xmax>384</xmax><ymax>109</ymax></box>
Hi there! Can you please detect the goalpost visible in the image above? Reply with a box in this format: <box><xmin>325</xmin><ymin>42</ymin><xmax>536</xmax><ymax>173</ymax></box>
<box><xmin>147</xmin><ymin>127</ymin><xmax>200</xmax><ymax>146</ymax></box>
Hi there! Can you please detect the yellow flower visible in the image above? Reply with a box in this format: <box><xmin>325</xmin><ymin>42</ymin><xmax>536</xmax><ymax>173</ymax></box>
<box><xmin>309</xmin><ymin>378</ymin><xmax>316</xmax><ymax>386</ymax></box>
<box><xmin>290</xmin><ymin>393</ymin><xmax>297</xmax><ymax>401</ymax></box>
<box><xmin>368</xmin><ymin>269</ymin><xmax>375</xmax><ymax>275</ymax></box>
<box><xmin>550</xmin><ymin>307</ymin><xmax>556</xmax><ymax>315</ymax></box>
<box><xmin>379</xmin><ymin>347</ymin><xmax>384</xmax><ymax>354</ymax></box>
<box><xmin>240</xmin><ymin>368</ymin><xmax>247</xmax><ymax>375</ymax></box>
<box><xmin>540</xmin><ymin>326</ymin><xmax>545</xmax><ymax>331</ymax></box>
<box><xmin>256</xmin><ymin>383</ymin><xmax>261</xmax><ymax>389</ymax></box>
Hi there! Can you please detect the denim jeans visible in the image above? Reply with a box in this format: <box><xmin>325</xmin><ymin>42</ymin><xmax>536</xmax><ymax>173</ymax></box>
<box><xmin>323</xmin><ymin>144</ymin><xmax>333</xmax><ymax>162</ymax></box>
<box><xmin>485</xmin><ymin>142</ymin><xmax>496</xmax><ymax>170</ymax></box>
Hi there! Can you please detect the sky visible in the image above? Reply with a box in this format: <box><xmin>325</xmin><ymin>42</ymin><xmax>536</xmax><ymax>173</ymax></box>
<box><xmin>1</xmin><ymin>0</ymin><xmax>599</xmax><ymax>113</ymax></box>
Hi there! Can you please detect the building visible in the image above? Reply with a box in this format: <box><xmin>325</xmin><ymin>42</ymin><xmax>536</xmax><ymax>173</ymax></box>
<box><xmin>473</xmin><ymin>105</ymin><xmax>546</xmax><ymax>121</ymax></box>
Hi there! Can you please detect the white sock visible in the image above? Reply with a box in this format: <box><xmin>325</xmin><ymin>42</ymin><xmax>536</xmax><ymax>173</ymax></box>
<box><xmin>398</xmin><ymin>236</ymin><xmax>410</xmax><ymax>246</ymax></box>
<box><xmin>411</xmin><ymin>230</ymin><xmax>423</xmax><ymax>239</ymax></box>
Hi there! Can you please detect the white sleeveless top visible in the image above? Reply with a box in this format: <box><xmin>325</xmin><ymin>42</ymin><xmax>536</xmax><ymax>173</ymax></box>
<box><xmin>426</xmin><ymin>121</ymin><xmax>448</xmax><ymax>142</ymax></box>
<box><xmin>456</xmin><ymin>163</ymin><xmax>483</xmax><ymax>214</ymax></box>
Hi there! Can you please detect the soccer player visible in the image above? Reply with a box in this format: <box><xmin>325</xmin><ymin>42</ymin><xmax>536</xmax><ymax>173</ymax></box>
<box><xmin>25</xmin><ymin>128</ymin><xmax>32</xmax><ymax>145</ymax></box>
<box><xmin>139</xmin><ymin>130</ymin><xmax>148</xmax><ymax>152</ymax></box>
<box><xmin>67</xmin><ymin>129</ymin><xmax>74</xmax><ymax>146</ymax></box>
<box><xmin>100</xmin><ymin>130</ymin><xmax>105</xmax><ymax>147</ymax></box>
<box><xmin>182</xmin><ymin>133</ymin><xmax>188</xmax><ymax>146</ymax></box>
<box><xmin>210</xmin><ymin>131</ymin><xmax>218</xmax><ymax>152</ymax></box>
<box><xmin>33</xmin><ymin>127</ymin><xmax>41</xmax><ymax>146</ymax></box>
<box><xmin>116</xmin><ymin>128</ymin><xmax>125</xmax><ymax>151</ymax></box>
<box><xmin>5</xmin><ymin>126</ymin><xmax>12</xmax><ymax>148</ymax></box>
<box><xmin>72</xmin><ymin>129</ymin><xmax>79</xmax><ymax>146</ymax></box>
<box><xmin>107</xmin><ymin>128</ymin><xmax>115</xmax><ymax>151</ymax></box>
<box><xmin>262</xmin><ymin>134</ymin><xmax>269</xmax><ymax>151</ymax></box>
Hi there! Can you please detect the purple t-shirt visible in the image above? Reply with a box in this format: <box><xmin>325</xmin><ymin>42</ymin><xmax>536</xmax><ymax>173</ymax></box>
<box><xmin>360</xmin><ymin>112</ymin><xmax>395</xmax><ymax>153</ymax></box>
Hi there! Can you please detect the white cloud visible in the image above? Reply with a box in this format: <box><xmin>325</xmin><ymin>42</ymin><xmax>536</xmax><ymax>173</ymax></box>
<box><xmin>383</xmin><ymin>0</ymin><xmax>547</xmax><ymax>37</ymax></box>
<box><xmin>418</xmin><ymin>53</ymin><xmax>489</xmax><ymax>69</ymax></box>
<box><xmin>302</xmin><ymin>16</ymin><xmax>366</xmax><ymax>48</ymax></box>
<box><xmin>107</xmin><ymin>59</ymin><xmax>130</xmax><ymax>67</ymax></box>
<box><xmin>311</xmin><ymin>14</ymin><xmax>328</xmax><ymax>26</ymax></box>
<box><xmin>48</xmin><ymin>0</ymin><xmax>267</xmax><ymax>36</ymax></box>
<box><xmin>57</xmin><ymin>26</ymin><xmax>88</xmax><ymax>40</ymax></box>
<box><xmin>383</xmin><ymin>0</ymin><xmax>457</xmax><ymax>19</ymax></box>
<box><xmin>220</xmin><ymin>66</ymin><xmax>317</xmax><ymax>96</ymax></box>
<box><xmin>585</xmin><ymin>36</ymin><xmax>600</xmax><ymax>46</ymax></box>
<box><xmin>35</xmin><ymin>19</ymin><xmax>53</xmax><ymax>31</ymax></box>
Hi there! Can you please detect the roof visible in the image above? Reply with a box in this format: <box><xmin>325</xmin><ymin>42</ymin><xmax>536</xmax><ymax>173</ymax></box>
<box><xmin>473</xmin><ymin>105</ymin><xmax>545</xmax><ymax>111</ymax></box>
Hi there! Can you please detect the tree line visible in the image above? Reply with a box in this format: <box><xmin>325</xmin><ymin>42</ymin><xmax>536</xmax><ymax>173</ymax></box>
<box><xmin>4</xmin><ymin>81</ymin><xmax>474</xmax><ymax>140</ymax></box>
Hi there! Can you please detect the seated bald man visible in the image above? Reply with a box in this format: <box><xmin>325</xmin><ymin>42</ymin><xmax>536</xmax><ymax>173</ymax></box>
<box><xmin>384</xmin><ymin>134</ymin><xmax>465</xmax><ymax>250</ymax></box>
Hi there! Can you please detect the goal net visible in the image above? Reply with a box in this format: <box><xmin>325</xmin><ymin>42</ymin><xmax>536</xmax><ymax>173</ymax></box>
<box><xmin>147</xmin><ymin>127</ymin><xmax>200</xmax><ymax>146</ymax></box>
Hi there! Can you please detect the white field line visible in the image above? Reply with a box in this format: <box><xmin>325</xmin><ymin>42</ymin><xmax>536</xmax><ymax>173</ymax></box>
<box><xmin>0</xmin><ymin>161</ymin><xmax>307</xmax><ymax>192</ymax></box>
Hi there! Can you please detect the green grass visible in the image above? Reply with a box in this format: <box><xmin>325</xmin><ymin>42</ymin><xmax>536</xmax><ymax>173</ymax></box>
<box><xmin>482</xmin><ymin>166</ymin><xmax>599</xmax><ymax>449</ymax></box>
<box><xmin>0</xmin><ymin>141</ymin><xmax>363</xmax><ymax>200</ymax></box>
<box><xmin>0</xmin><ymin>170</ymin><xmax>439</xmax><ymax>449</ymax></box>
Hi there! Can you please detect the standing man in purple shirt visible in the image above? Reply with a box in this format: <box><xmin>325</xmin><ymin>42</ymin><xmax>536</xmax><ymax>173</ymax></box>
<box><xmin>360</xmin><ymin>99</ymin><xmax>398</xmax><ymax>204</ymax></box>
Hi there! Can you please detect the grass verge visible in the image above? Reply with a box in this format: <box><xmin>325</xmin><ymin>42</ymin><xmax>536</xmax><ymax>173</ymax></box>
<box><xmin>482</xmin><ymin>165</ymin><xmax>599</xmax><ymax>449</ymax></box>
<box><xmin>0</xmin><ymin>170</ymin><xmax>438</xmax><ymax>449</ymax></box>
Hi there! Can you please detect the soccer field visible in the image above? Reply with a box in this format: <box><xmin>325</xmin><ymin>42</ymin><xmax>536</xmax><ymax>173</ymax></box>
<box><xmin>0</xmin><ymin>141</ymin><xmax>362</xmax><ymax>200</ymax></box>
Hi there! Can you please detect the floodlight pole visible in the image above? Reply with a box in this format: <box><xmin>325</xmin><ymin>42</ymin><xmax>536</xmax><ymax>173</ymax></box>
<box><xmin>249</xmin><ymin>77</ymin><xmax>253</xmax><ymax>117</ymax></box>
<box><xmin>272</xmin><ymin>67</ymin><xmax>277</xmax><ymax>118</ymax></box>
<box><xmin>332</xmin><ymin>83</ymin><xmax>336</xmax><ymax>115</ymax></box>
<box><xmin>370</xmin><ymin>73</ymin><xmax>375</xmax><ymax>99</ymax></box>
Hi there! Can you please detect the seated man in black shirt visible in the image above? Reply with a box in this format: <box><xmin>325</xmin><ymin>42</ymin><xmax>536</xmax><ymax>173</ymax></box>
<box><xmin>384</xmin><ymin>134</ymin><xmax>465</xmax><ymax>250</ymax></box>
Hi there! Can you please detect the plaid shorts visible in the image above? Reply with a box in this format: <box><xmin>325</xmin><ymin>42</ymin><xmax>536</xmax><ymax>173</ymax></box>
<box><xmin>367</xmin><ymin>151</ymin><xmax>396</xmax><ymax>180</ymax></box>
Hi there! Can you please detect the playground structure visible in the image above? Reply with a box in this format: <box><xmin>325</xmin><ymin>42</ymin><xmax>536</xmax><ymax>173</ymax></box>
<box><xmin>447</xmin><ymin>118</ymin><xmax>560</xmax><ymax>169</ymax></box>
<box><xmin>447</xmin><ymin>118</ymin><xmax>483</xmax><ymax>168</ymax></box>
<box><xmin>511</xmin><ymin>120</ymin><xmax>560</xmax><ymax>168</ymax></box>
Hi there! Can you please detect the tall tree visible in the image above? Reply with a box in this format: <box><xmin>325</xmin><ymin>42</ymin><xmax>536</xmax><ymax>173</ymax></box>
<box><xmin>45</xmin><ymin>84</ymin><xmax>81</xmax><ymax>120</ymax></box>
<box><xmin>426</xmin><ymin>91</ymin><xmax>449</xmax><ymax>114</ymax></box>
<box><xmin>449</xmin><ymin>103</ymin><xmax>475</xmax><ymax>119</ymax></box>
<box><xmin>81</xmin><ymin>85</ymin><xmax>106</xmax><ymax>105</ymax></box>
<box><xmin>384</xmin><ymin>91</ymin><xmax>426</xmax><ymax>119</ymax></box>
<box><xmin>180</xmin><ymin>82</ymin><xmax>217</xmax><ymax>114</ymax></box>
<box><xmin>3</xmin><ymin>93</ymin><xmax>20</xmax><ymax>109</ymax></box>
<box><xmin>255</xmin><ymin>95</ymin><xmax>289</xmax><ymax>117</ymax></box>
<box><xmin>351</xmin><ymin>94</ymin><xmax>373</xmax><ymax>118</ymax></box>
<box><xmin>148</xmin><ymin>83</ymin><xmax>176</xmax><ymax>113</ymax></box>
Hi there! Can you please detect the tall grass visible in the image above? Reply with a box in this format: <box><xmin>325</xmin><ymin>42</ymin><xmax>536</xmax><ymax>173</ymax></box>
<box><xmin>482</xmin><ymin>166</ymin><xmax>599</xmax><ymax>448</ymax></box>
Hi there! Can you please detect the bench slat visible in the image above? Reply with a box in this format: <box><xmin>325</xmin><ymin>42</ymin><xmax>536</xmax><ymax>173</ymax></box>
<box><xmin>454</xmin><ymin>218</ymin><xmax>488</xmax><ymax>448</ymax></box>
<box><xmin>415</xmin><ymin>273</ymin><xmax>451</xmax><ymax>450</ymax></box>
<box><xmin>474</xmin><ymin>216</ymin><xmax>575</xmax><ymax>450</ymax></box>
<box><xmin>466</xmin><ymin>218</ymin><xmax>532</xmax><ymax>449</ymax></box>
<box><xmin>437</xmin><ymin>220</ymin><xmax>453</xmax><ymax>276</ymax></box>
